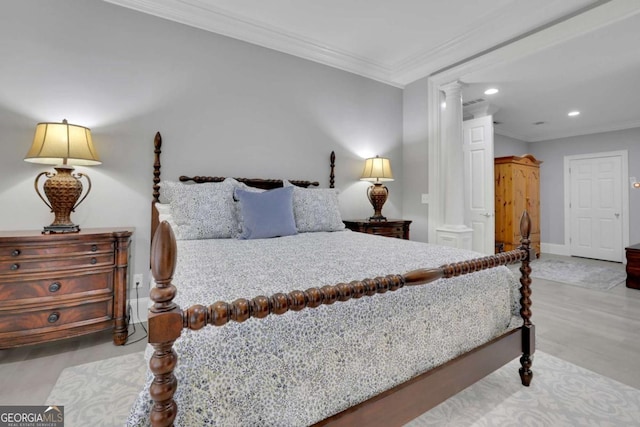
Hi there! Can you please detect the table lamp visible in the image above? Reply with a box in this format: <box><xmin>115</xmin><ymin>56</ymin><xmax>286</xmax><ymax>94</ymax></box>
<box><xmin>24</xmin><ymin>119</ymin><xmax>101</xmax><ymax>233</ymax></box>
<box><xmin>360</xmin><ymin>155</ymin><xmax>393</xmax><ymax>221</ymax></box>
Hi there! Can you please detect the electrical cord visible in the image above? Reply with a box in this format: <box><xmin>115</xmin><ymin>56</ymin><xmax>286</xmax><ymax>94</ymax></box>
<box><xmin>125</xmin><ymin>278</ymin><xmax>148</xmax><ymax>346</ymax></box>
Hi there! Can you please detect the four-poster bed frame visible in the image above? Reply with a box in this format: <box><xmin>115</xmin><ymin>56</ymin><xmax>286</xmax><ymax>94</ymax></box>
<box><xmin>146</xmin><ymin>132</ymin><xmax>535</xmax><ymax>426</ymax></box>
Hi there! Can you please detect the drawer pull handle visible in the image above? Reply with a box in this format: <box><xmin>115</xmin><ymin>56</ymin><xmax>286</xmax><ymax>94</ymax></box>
<box><xmin>11</xmin><ymin>249</ymin><xmax>21</xmax><ymax>257</ymax></box>
<box><xmin>90</xmin><ymin>257</ymin><xmax>97</xmax><ymax>265</ymax></box>
<box><xmin>10</xmin><ymin>263</ymin><xmax>19</xmax><ymax>271</ymax></box>
<box><xmin>49</xmin><ymin>282</ymin><xmax>61</xmax><ymax>293</ymax></box>
<box><xmin>48</xmin><ymin>312</ymin><xmax>60</xmax><ymax>323</ymax></box>
<box><xmin>91</xmin><ymin>245</ymin><xmax>98</xmax><ymax>252</ymax></box>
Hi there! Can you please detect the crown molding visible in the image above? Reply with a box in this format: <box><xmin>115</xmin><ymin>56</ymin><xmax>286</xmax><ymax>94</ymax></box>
<box><xmin>493</xmin><ymin>128</ymin><xmax>530</xmax><ymax>142</ymax></box>
<box><xmin>104</xmin><ymin>0</ymin><xmax>399</xmax><ymax>86</ymax></box>
<box><xmin>103</xmin><ymin>0</ymin><xmax>639</xmax><ymax>92</ymax></box>
<box><xmin>390</xmin><ymin>2</ymin><xmax>561</xmax><ymax>85</ymax></box>
<box><xmin>495</xmin><ymin>117</ymin><xmax>640</xmax><ymax>143</ymax></box>
<box><xmin>104</xmin><ymin>0</ymin><xmax>603</xmax><ymax>88</ymax></box>
<box><xmin>527</xmin><ymin>118</ymin><xmax>640</xmax><ymax>142</ymax></box>
<box><xmin>433</xmin><ymin>0</ymin><xmax>640</xmax><ymax>82</ymax></box>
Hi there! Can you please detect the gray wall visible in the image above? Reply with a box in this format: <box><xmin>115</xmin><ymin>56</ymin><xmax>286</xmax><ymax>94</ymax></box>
<box><xmin>0</xmin><ymin>0</ymin><xmax>403</xmax><ymax>288</ymax></box>
<box><xmin>481</xmin><ymin>128</ymin><xmax>640</xmax><ymax>251</ymax></box>
<box><xmin>529</xmin><ymin>127</ymin><xmax>640</xmax><ymax>246</ymax></box>
<box><xmin>494</xmin><ymin>129</ymin><xmax>640</xmax><ymax>249</ymax></box>
<box><xmin>401</xmin><ymin>77</ymin><xmax>429</xmax><ymax>242</ymax></box>
<box><xmin>494</xmin><ymin>133</ymin><xmax>530</xmax><ymax>158</ymax></box>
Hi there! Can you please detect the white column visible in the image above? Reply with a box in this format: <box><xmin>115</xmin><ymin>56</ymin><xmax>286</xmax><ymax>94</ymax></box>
<box><xmin>436</xmin><ymin>80</ymin><xmax>473</xmax><ymax>250</ymax></box>
<box><xmin>441</xmin><ymin>81</ymin><xmax>464</xmax><ymax>226</ymax></box>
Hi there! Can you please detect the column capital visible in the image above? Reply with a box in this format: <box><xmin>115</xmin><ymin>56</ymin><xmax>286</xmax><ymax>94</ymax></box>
<box><xmin>440</xmin><ymin>80</ymin><xmax>465</xmax><ymax>96</ymax></box>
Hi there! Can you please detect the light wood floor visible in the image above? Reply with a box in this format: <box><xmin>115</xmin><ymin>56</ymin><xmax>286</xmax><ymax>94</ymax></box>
<box><xmin>0</xmin><ymin>254</ymin><xmax>639</xmax><ymax>407</ymax></box>
<box><xmin>531</xmin><ymin>254</ymin><xmax>640</xmax><ymax>389</ymax></box>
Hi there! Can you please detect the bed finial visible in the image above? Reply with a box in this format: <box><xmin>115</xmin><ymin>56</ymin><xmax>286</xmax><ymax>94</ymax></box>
<box><xmin>330</xmin><ymin>151</ymin><xmax>335</xmax><ymax>189</ymax></box>
<box><xmin>153</xmin><ymin>132</ymin><xmax>162</xmax><ymax>203</ymax></box>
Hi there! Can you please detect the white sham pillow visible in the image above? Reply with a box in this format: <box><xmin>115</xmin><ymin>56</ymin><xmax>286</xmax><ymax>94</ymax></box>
<box><xmin>158</xmin><ymin>178</ymin><xmax>238</xmax><ymax>239</ymax></box>
<box><xmin>153</xmin><ymin>203</ymin><xmax>180</xmax><ymax>237</ymax></box>
<box><xmin>284</xmin><ymin>180</ymin><xmax>345</xmax><ymax>233</ymax></box>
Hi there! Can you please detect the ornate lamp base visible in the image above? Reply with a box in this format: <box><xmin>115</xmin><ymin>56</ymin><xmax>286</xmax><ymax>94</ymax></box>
<box><xmin>367</xmin><ymin>183</ymin><xmax>389</xmax><ymax>222</ymax></box>
<box><xmin>35</xmin><ymin>165</ymin><xmax>91</xmax><ymax>235</ymax></box>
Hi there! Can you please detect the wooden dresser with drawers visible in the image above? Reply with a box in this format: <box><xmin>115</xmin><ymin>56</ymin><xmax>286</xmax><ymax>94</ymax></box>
<box><xmin>0</xmin><ymin>228</ymin><xmax>133</xmax><ymax>348</ymax></box>
<box><xmin>343</xmin><ymin>219</ymin><xmax>412</xmax><ymax>240</ymax></box>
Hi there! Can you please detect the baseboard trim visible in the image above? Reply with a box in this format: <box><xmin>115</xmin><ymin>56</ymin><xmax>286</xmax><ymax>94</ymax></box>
<box><xmin>541</xmin><ymin>243</ymin><xmax>570</xmax><ymax>256</ymax></box>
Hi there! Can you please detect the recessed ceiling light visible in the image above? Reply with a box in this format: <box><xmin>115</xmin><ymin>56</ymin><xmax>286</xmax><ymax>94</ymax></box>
<box><xmin>484</xmin><ymin>88</ymin><xmax>499</xmax><ymax>95</ymax></box>
<box><xmin>568</xmin><ymin>111</ymin><xmax>580</xmax><ymax>117</ymax></box>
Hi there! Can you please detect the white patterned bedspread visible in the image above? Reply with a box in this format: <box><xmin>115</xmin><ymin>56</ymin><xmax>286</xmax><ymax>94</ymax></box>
<box><xmin>127</xmin><ymin>230</ymin><xmax>523</xmax><ymax>426</ymax></box>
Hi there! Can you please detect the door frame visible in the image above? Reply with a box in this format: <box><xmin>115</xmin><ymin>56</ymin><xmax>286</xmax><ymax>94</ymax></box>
<box><xmin>563</xmin><ymin>150</ymin><xmax>629</xmax><ymax>261</ymax></box>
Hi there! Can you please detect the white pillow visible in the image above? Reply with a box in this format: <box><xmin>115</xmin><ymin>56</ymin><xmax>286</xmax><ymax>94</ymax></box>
<box><xmin>153</xmin><ymin>203</ymin><xmax>180</xmax><ymax>237</ymax></box>
<box><xmin>158</xmin><ymin>179</ymin><xmax>238</xmax><ymax>239</ymax></box>
<box><xmin>284</xmin><ymin>180</ymin><xmax>345</xmax><ymax>232</ymax></box>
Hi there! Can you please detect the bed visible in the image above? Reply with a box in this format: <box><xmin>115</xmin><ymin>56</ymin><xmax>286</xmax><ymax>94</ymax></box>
<box><xmin>128</xmin><ymin>132</ymin><xmax>535</xmax><ymax>427</ymax></box>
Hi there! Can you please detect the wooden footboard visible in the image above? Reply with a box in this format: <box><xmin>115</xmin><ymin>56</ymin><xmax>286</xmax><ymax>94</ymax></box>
<box><xmin>147</xmin><ymin>212</ymin><xmax>535</xmax><ymax>427</ymax></box>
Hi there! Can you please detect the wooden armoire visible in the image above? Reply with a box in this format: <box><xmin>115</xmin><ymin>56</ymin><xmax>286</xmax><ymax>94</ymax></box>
<box><xmin>494</xmin><ymin>154</ymin><xmax>542</xmax><ymax>257</ymax></box>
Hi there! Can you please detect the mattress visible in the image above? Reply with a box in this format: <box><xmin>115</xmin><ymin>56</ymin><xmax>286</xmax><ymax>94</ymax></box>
<box><xmin>127</xmin><ymin>230</ymin><xmax>522</xmax><ymax>426</ymax></box>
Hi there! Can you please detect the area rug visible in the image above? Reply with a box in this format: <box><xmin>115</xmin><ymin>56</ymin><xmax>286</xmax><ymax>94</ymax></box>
<box><xmin>47</xmin><ymin>351</ymin><xmax>640</xmax><ymax>426</ymax></box>
<box><xmin>407</xmin><ymin>352</ymin><xmax>640</xmax><ymax>426</ymax></box>
<box><xmin>45</xmin><ymin>352</ymin><xmax>146</xmax><ymax>427</ymax></box>
<box><xmin>524</xmin><ymin>258</ymin><xmax>626</xmax><ymax>291</ymax></box>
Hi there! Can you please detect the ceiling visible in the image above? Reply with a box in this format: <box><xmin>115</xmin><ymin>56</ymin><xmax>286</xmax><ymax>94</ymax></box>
<box><xmin>105</xmin><ymin>0</ymin><xmax>640</xmax><ymax>142</ymax></box>
<box><xmin>461</xmin><ymin>4</ymin><xmax>640</xmax><ymax>141</ymax></box>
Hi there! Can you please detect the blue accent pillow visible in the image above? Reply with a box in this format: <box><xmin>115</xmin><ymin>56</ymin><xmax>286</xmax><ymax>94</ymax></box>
<box><xmin>234</xmin><ymin>186</ymin><xmax>297</xmax><ymax>239</ymax></box>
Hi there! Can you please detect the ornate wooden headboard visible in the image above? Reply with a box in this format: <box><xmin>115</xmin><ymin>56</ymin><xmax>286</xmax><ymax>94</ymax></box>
<box><xmin>151</xmin><ymin>132</ymin><xmax>336</xmax><ymax>240</ymax></box>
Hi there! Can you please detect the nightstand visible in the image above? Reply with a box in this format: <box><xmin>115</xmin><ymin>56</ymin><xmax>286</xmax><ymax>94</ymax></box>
<box><xmin>0</xmin><ymin>227</ymin><xmax>133</xmax><ymax>349</ymax></box>
<box><xmin>625</xmin><ymin>243</ymin><xmax>640</xmax><ymax>289</ymax></box>
<box><xmin>343</xmin><ymin>219</ymin><xmax>412</xmax><ymax>240</ymax></box>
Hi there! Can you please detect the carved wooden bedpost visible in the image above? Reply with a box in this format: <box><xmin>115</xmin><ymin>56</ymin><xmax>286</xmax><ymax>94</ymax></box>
<box><xmin>149</xmin><ymin>221</ymin><xmax>182</xmax><ymax>427</ymax></box>
<box><xmin>153</xmin><ymin>132</ymin><xmax>162</xmax><ymax>203</ymax></box>
<box><xmin>151</xmin><ymin>132</ymin><xmax>162</xmax><ymax>247</ymax></box>
<box><xmin>517</xmin><ymin>211</ymin><xmax>535</xmax><ymax>386</ymax></box>
<box><xmin>329</xmin><ymin>151</ymin><xmax>336</xmax><ymax>189</ymax></box>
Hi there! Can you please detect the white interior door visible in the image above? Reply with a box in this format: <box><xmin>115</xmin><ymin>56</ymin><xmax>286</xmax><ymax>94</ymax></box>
<box><xmin>569</xmin><ymin>154</ymin><xmax>623</xmax><ymax>262</ymax></box>
<box><xmin>463</xmin><ymin>116</ymin><xmax>495</xmax><ymax>255</ymax></box>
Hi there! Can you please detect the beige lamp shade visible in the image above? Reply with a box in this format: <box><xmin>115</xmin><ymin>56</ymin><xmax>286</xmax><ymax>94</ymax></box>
<box><xmin>24</xmin><ymin>119</ymin><xmax>99</xmax><ymax>233</ymax></box>
<box><xmin>360</xmin><ymin>155</ymin><xmax>393</xmax><ymax>221</ymax></box>
<box><xmin>360</xmin><ymin>156</ymin><xmax>394</xmax><ymax>182</ymax></box>
<box><xmin>24</xmin><ymin>119</ymin><xmax>101</xmax><ymax>166</ymax></box>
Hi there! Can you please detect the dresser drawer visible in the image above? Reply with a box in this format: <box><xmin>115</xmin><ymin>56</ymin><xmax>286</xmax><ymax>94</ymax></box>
<box><xmin>366</xmin><ymin>226</ymin><xmax>404</xmax><ymax>238</ymax></box>
<box><xmin>343</xmin><ymin>220</ymin><xmax>411</xmax><ymax>240</ymax></box>
<box><xmin>0</xmin><ymin>227</ymin><xmax>132</xmax><ymax>348</ymax></box>
<box><xmin>0</xmin><ymin>253</ymin><xmax>114</xmax><ymax>275</ymax></box>
<box><xmin>0</xmin><ymin>241</ymin><xmax>114</xmax><ymax>260</ymax></box>
<box><xmin>0</xmin><ymin>299</ymin><xmax>112</xmax><ymax>333</ymax></box>
<box><xmin>0</xmin><ymin>270</ymin><xmax>113</xmax><ymax>305</ymax></box>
